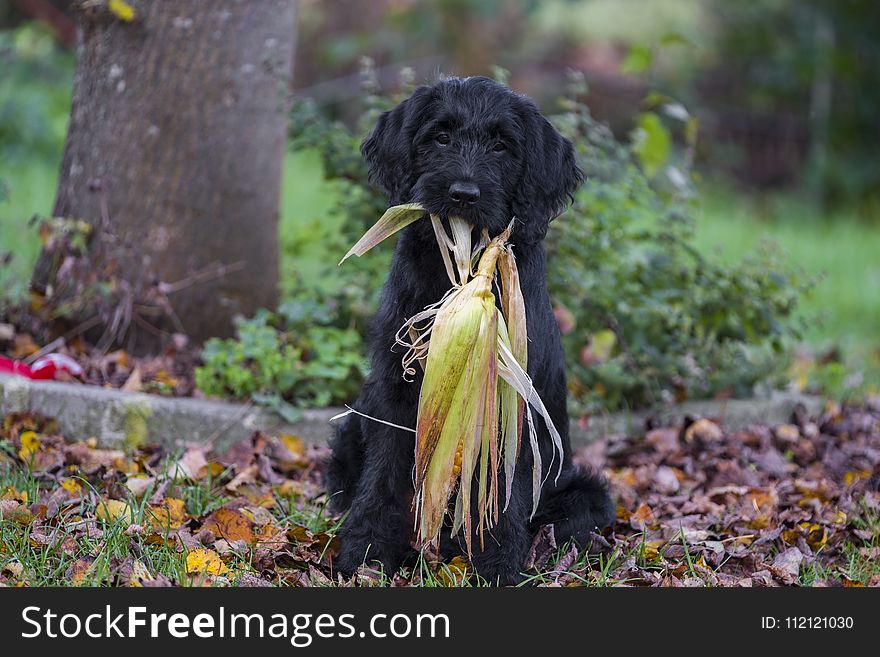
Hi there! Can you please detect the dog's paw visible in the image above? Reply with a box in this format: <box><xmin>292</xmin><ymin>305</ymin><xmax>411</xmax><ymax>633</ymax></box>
<box><xmin>333</xmin><ymin>543</ymin><xmax>402</xmax><ymax>581</ymax></box>
<box><xmin>553</xmin><ymin>488</ymin><xmax>615</xmax><ymax>549</ymax></box>
<box><xmin>471</xmin><ymin>561</ymin><xmax>526</xmax><ymax>587</ymax></box>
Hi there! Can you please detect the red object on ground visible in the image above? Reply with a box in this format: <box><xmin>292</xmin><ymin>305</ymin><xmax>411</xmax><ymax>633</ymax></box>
<box><xmin>0</xmin><ymin>354</ymin><xmax>84</xmax><ymax>380</ymax></box>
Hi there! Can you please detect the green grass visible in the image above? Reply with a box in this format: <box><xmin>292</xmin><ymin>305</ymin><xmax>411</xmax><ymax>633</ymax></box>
<box><xmin>0</xmin><ymin>159</ymin><xmax>58</xmax><ymax>297</ymax></box>
<box><xmin>798</xmin><ymin>503</ymin><xmax>880</xmax><ymax>587</ymax></box>
<box><xmin>693</xmin><ymin>186</ymin><xmax>880</xmax><ymax>357</ymax></box>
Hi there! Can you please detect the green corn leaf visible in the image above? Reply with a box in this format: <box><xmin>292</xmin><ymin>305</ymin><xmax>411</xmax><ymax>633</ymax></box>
<box><xmin>339</xmin><ymin>203</ymin><xmax>425</xmax><ymax>264</ymax></box>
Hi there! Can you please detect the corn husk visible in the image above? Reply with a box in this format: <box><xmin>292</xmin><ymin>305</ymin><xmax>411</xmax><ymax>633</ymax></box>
<box><xmin>339</xmin><ymin>203</ymin><xmax>426</xmax><ymax>264</ymax></box>
<box><xmin>340</xmin><ymin>204</ymin><xmax>564</xmax><ymax>553</ymax></box>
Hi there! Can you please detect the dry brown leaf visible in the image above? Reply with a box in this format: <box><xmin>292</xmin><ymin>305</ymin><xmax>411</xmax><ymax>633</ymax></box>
<box><xmin>200</xmin><ymin>507</ymin><xmax>254</xmax><ymax>544</ymax></box>
<box><xmin>684</xmin><ymin>418</ymin><xmax>723</xmax><ymax>442</ymax></box>
<box><xmin>173</xmin><ymin>446</ymin><xmax>210</xmax><ymax>480</ymax></box>
<box><xmin>121</xmin><ymin>366</ymin><xmax>142</xmax><ymax>392</ymax></box>
<box><xmin>770</xmin><ymin>547</ymin><xmax>804</xmax><ymax>584</ymax></box>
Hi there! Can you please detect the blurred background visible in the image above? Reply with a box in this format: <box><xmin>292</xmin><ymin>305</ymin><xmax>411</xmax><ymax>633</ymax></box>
<box><xmin>1</xmin><ymin>0</ymin><xmax>877</xmax><ymax>415</ymax></box>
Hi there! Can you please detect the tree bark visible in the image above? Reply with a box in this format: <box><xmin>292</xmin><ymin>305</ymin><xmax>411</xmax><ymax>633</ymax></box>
<box><xmin>41</xmin><ymin>0</ymin><xmax>296</xmax><ymax>350</ymax></box>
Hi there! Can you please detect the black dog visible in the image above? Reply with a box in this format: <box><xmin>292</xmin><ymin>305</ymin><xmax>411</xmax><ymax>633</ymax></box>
<box><xmin>327</xmin><ymin>76</ymin><xmax>614</xmax><ymax>585</ymax></box>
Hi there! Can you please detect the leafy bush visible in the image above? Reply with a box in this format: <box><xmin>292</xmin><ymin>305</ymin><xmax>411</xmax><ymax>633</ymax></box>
<box><xmin>547</xmin><ymin>73</ymin><xmax>809</xmax><ymax>413</ymax></box>
<box><xmin>194</xmin><ymin>302</ymin><xmax>368</xmax><ymax>420</ymax></box>
<box><xmin>209</xmin><ymin>65</ymin><xmax>807</xmax><ymax>415</ymax></box>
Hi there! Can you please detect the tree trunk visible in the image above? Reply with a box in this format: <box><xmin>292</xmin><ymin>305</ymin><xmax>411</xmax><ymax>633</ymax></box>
<box><xmin>40</xmin><ymin>0</ymin><xmax>296</xmax><ymax>351</ymax></box>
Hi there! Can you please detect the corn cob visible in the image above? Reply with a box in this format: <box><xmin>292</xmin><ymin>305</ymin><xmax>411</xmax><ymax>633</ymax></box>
<box><xmin>340</xmin><ymin>204</ymin><xmax>564</xmax><ymax>554</ymax></box>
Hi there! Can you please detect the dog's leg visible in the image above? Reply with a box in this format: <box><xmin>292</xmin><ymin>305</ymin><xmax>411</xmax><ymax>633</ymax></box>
<box><xmin>468</xmin><ymin>477</ymin><xmax>533</xmax><ymax>586</ymax></box>
<box><xmin>531</xmin><ymin>468</ymin><xmax>615</xmax><ymax>547</ymax></box>
<box><xmin>332</xmin><ymin>382</ymin><xmax>417</xmax><ymax>579</ymax></box>
<box><xmin>325</xmin><ymin>414</ymin><xmax>366</xmax><ymax>513</ymax></box>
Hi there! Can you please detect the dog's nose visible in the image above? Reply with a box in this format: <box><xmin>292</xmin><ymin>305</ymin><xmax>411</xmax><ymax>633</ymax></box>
<box><xmin>448</xmin><ymin>182</ymin><xmax>480</xmax><ymax>206</ymax></box>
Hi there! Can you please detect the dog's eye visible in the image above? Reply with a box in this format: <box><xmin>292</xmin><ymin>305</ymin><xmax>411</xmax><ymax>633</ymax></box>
<box><xmin>492</xmin><ymin>141</ymin><xmax>507</xmax><ymax>153</ymax></box>
<box><xmin>435</xmin><ymin>133</ymin><xmax>451</xmax><ymax>146</ymax></box>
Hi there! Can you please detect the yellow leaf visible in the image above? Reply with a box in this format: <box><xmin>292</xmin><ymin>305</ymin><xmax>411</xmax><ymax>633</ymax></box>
<box><xmin>275</xmin><ymin>480</ymin><xmax>304</xmax><ymax>498</ymax></box>
<box><xmin>147</xmin><ymin>498</ymin><xmax>187</xmax><ymax>529</ymax></box>
<box><xmin>800</xmin><ymin>522</ymin><xmax>827</xmax><ymax>550</ymax></box>
<box><xmin>2</xmin><ymin>486</ymin><xmax>27</xmax><ymax>503</ymax></box>
<box><xmin>96</xmin><ymin>499</ymin><xmax>135</xmax><ymax>524</ymax></box>
<box><xmin>279</xmin><ymin>433</ymin><xmax>305</xmax><ymax>458</ymax></box>
<box><xmin>641</xmin><ymin>540</ymin><xmax>665</xmax><ymax>564</ymax></box>
<box><xmin>781</xmin><ymin>529</ymin><xmax>801</xmax><ymax>545</ymax></box>
<box><xmin>589</xmin><ymin>329</ymin><xmax>617</xmax><ymax>363</ymax></box>
<box><xmin>18</xmin><ymin>431</ymin><xmax>41</xmax><ymax>460</ymax></box>
<box><xmin>186</xmin><ymin>548</ymin><xmax>229</xmax><ymax>576</ymax></box>
<box><xmin>843</xmin><ymin>469</ymin><xmax>871</xmax><ymax>487</ymax></box>
<box><xmin>436</xmin><ymin>556</ymin><xmax>470</xmax><ymax>586</ymax></box>
<box><xmin>154</xmin><ymin>369</ymin><xmax>178</xmax><ymax>387</ymax></box>
<box><xmin>61</xmin><ymin>478</ymin><xmax>82</xmax><ymax>496</ymax></box>
<box><xmin>108</xmin><ymin>0</ymin><xmax>135</xmax><ymax>22</ymax></box>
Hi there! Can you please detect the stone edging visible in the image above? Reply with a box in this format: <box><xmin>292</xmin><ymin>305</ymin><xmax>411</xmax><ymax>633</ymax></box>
<box><xmin>0</xmin><ymin>374</ymin><xmax>822</xmax><ymax>450</ymax></box>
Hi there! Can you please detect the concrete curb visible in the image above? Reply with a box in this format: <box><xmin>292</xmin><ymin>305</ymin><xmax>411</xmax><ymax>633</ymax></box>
<box><xmin>0</xmin><ymin>374</ymin><xmax>822</xmax><ymax>450</ymax></box>
<box><xmin>0</xmin><ymin>374</ymin><xmax>335</xmax><ymax>452</ymax></box>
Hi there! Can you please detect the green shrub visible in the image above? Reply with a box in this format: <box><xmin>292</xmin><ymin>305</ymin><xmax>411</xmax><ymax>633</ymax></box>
<box><xmin>213</xmin><ymin>66</ymin><xmax>807</xmax><ymax>415</ymax></box>
<box><xmin>194</xmin><ymin>304</ymin><xmax>368</xmax><ymax>421</ymax></box>
<box><xmin>547</xmin><ymin>73</ymin><xmax>810</xmax><ymax>412</ymax></box>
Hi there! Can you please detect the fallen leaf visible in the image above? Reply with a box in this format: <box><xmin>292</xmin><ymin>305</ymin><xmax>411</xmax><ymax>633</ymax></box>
<box><xmin>201</xmin><ymin>507</ymin><xmax>254</xmax><ymax>544</ymax></box>
<box><xmin>96</xmin><ymin>499</ymin><xmax>135</xmax><ymax>524</ymax></box>
<box><xmin>186</xmin><ymin>548</ymin><xmax>229</xmax><ymax>576</ymax></box>
<box><xmin>67</xmin><ymin>558</ymin><xmax>96</xmax><ymax>586</ymax></box>
<box><xmin>774</xmin><ymin>424</ymin><xmax>800</xmax><ymax>444</ymax></box>
<box><xmin>226</xmin><ymin>464</ymin><xmax>258</xmax><ymax>492</ymax></box>
<box><xmin>60</xmin><ymin>478</ymin><xmax>82</xmax><ymax>496</ymax></box>
<box><xmin>0</xmin><ymin>500</ymin><xmax>33</xmax><ymax>525</ymax></box>
<box><xmin>436</xmin><ymin>556</ymin><xmax>470</xmax><ymax>586</ymax></box>
<box><xmin>629</xmin><ymin>503</ymin><xmax>656</xmax><ymax>530</ymax></box>
<box><xmin>18</xmin><ymin>430</ymin><xmax>41</xmax><ymax>460</ymax></box>
<box><xmin>147</xmin><ymin>498</ymin><xmax>188</xmax><ymax>529</ymax></box>
<box><xmin>121</xmin><ymin>366</ymin><xmax>142</xmax><ymax>392</ymax></box>
<box><xmin>653</xmin><ymin>466</ymin><xmax>680</xmax><ymax>494</ymax></box>
<box><xmin>279</xmin><ymin>433</ymin><xmax>306</xmax><ymax>458</ymax></box>
<box><xmin>684</xmin><ymin>418</ymin><xmax>723</xmax><ymax>442</ymax></box>
<box><xmin>770</xmin><ymin>547</ymin><xmax>804</xmax><ymax>584</ymax></box>
<box><xmin>122</xmin><ymin>559</ymin><xmax>155</xmax><ymax>587</ymax></box>
<box><xmin>125</xmin><ymin>474</ymin><xmax>155</xmax><ymax>497</ymax></box>
<box><xmin>173</xmin><ymin>446</ymin><xmax>209</xmax><ymax>480</ymax></box>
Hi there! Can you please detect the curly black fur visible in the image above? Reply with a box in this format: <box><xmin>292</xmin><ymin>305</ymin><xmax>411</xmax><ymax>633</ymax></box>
<box><xmin>326</xmin><ymin>77</ymin><xmax>614</xmax><ymax>585</ymax></box>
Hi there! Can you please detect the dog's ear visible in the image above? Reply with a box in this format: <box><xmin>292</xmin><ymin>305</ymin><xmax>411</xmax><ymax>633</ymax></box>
<box><xmin>512</xmin><ymin>104</ymin><xmax>583</xmax><ymax>244</ymax></box>
<box><xmin>361</xmin><ymin>86</ymin><xmax>434</xmax><ymax>203</ymax></box>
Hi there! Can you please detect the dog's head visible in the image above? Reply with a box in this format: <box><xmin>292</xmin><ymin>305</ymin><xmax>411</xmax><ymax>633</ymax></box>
<box><xmin>361</xmin><ymin>76</ymin><xmax>583</xmax><ymax>244</ymax></box>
